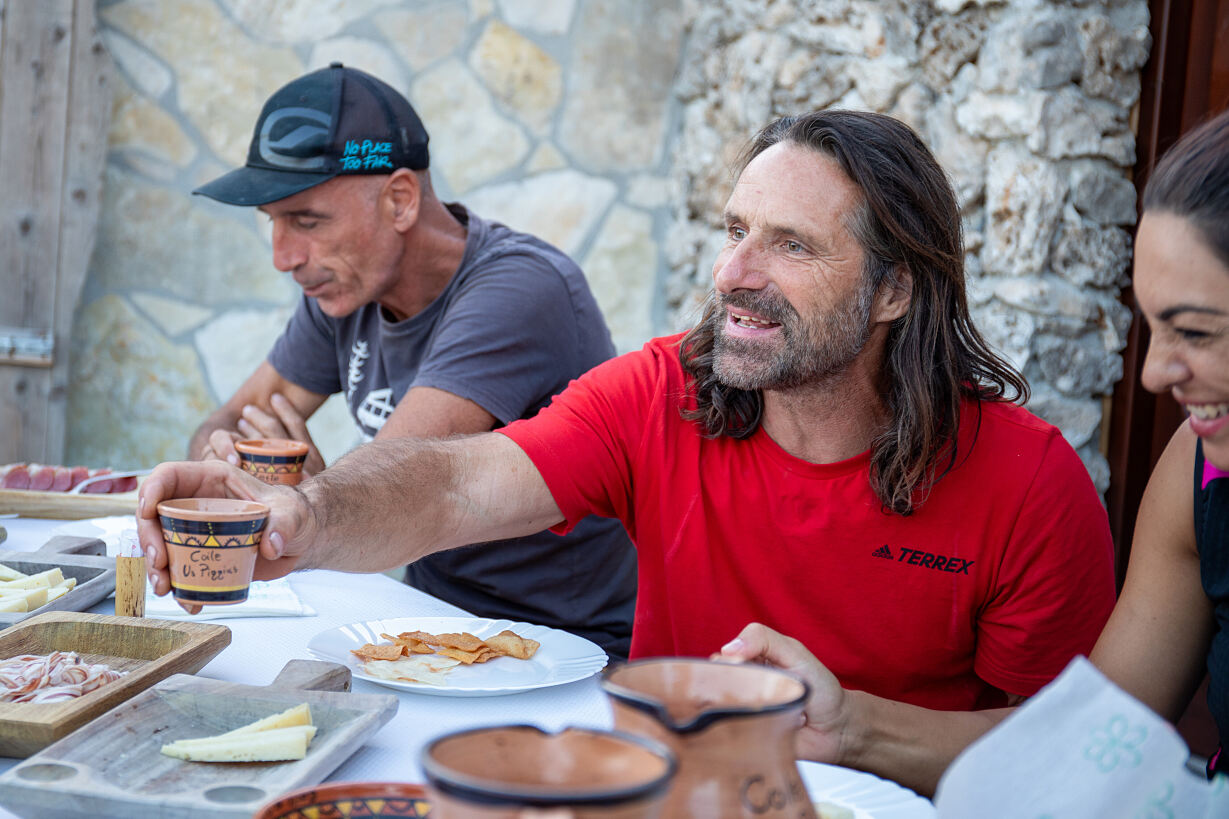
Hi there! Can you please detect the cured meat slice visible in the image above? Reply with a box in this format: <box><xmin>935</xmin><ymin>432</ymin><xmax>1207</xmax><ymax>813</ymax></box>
<box><xmin>81</xmin><ymin>467</ymin><xmax>113</xmax><ymax>494</ymax></box>
<box><xmin>0</xmin><ymin>464</ymin><xmax>30</xmax><ymax>490</ymax></box>
<box><xmin>112</xmin><ymin>475</ymin><xmax>139</xmax><ymax>492</ymax></box>
<box><xmin>66</xmin><ymin>465</ymin><xmax>89</xmax><ymax>490</ymax></box>
<box><xmin>49</xmin><ymin>466</ymin><xmax>72</xmax><ymax>492</ymax></box>
<box><xmin>26</xmin><ymin>465</ymin><xmax>54</xmax><ymax>492</ymax></box>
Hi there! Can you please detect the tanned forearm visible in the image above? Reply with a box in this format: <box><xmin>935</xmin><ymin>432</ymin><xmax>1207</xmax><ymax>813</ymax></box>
<box><xmin>290</xmin><ymin>433</ymin><xmax>557</xmax><ymax>575</ymax></box>
<box><xmin>295</xmin><ymin>437</ymin><xmax>467</xmax><ymax>573</ymax></box>
<box><xmin>841</xmin><ymin>691</ymin><xmax>1011</xmax><ymax>797</ymax></box>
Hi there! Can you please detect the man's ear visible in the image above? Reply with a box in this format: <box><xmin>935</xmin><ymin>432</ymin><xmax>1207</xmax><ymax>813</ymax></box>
<box><xmin>383</xmin><ymin>168</ymin><xmax>421</xmax><ymax>232</ymax></box>
<box><xmin>873</xmin><ymin>264</ymin><xmax>912</xmax><ymax>324</ymax></box>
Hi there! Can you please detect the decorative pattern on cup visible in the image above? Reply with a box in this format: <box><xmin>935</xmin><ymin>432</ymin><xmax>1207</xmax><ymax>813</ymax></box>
<box><xmin>157</xmin><ymin>498</ymin><xmax>268</xmax><ymax>606</ymax></box>
<box><xmin>254</xmin><ymin>782</ymin><xmax>432</xmax><ymax>819</ymax></box>
<box><xmin>235</xmin><ymin>438</ymin><xmax>311</xmax><ymax>486</ymax></box>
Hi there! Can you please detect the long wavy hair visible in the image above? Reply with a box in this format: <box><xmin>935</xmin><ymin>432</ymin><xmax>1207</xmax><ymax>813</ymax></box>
<box><xmin>680</xmin><ymin>110</ymin><xmax>1028</xmax><ymax>515</ymax></box>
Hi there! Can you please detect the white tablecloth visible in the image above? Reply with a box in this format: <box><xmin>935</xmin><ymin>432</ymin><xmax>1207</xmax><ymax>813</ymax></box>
<box><xmin>0</xmin><ymin>516</ymin><xmax>936</xmax><ymax>819</ymax></box>
<box><xmin>0</xmin><ymin>518</ymin><xmax>610</xmax><ymax>802</ymax></box>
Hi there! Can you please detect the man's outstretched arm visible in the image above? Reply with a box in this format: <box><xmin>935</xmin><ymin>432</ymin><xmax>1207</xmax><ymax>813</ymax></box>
<box><xmin>138</xmin><ymin>432</ymin><xmax>565</xmax><ymax>593</ymax></box>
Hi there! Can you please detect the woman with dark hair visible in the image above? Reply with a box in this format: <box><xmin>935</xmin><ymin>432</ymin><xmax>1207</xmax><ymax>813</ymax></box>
<box><xmin>720</xmin><ymin>109</ymin><xmax>1229</xmax><ymax>793</ymax></box>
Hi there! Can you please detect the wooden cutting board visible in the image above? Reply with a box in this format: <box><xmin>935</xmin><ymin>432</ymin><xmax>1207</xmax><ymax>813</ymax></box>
<box><xmin>0</xmin><ymin>488</ymin><xmax>138</xmax><ymax>519</ymax></box>
<box><xmin>0</xmin><ymin>611</ymin><xmax>230</xmax><ymax>757</ymax></box>
<box><xmin>0</xmin><ymin>535</ymin><xmax>117</xmax><ymax>627</ymax></box>
<box><xmin>0</xmin><ymin>659</ymin><xmax>399</xmax><ymax>819</ymax></box>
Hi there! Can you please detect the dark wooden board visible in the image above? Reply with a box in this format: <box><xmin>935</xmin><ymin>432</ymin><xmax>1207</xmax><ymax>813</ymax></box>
<box><xmin>0</xmin><ymin>660</ymin><xmax>399</xmax><ymax>819</ymax></box>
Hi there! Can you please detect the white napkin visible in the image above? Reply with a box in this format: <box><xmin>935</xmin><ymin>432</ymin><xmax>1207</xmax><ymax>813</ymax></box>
<box><xmin>935</xmin><ymin>657</ymin><xmax>1227</xmax><ymax>818</ymax></box>
<box><xmin>143</xmin><ymin>577</ymin><xmax>315</xmax><ymax>620</ymax></box>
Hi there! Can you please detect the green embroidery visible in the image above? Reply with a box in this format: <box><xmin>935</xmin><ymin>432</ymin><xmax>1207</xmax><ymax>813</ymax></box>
<box><xmin>1134</xmin><ymin>781</ymin><xmax>1174</xmax><ymax>819</ymax></box>
<box><xmin>1084</xmin><ymin>714</ymin><xmax>1147</xmax><ymax>773</ymax></box>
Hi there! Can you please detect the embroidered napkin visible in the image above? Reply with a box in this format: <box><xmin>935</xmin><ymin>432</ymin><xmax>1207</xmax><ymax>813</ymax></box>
<box><xmin>935</xmin><ymin>657</ymin><xmax>1227</xmax><ymax>818</ymax></box>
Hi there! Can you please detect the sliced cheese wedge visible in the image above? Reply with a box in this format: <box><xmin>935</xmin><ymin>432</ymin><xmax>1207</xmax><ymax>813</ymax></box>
<box><xmin>218</xmin><ymin>703</ymin><xmax>312</xmax><ymax>736</ymax></box>
<box><xmin>0</xmin><ymin>568</ymin><xmax>64</xmax><ymax>590</ymax></box>
<box><xmin>44</xmin><ymin>578</ymin><xmax>77</xmax><ymax>603</ymax></box>
<box><xmin>0</xmin><ymin>588</ymin><xmax>47</xmax><ymax>609</ymax></box>
<box><xmin>0</xmin><ymin>564</ymin><xmax>27</xmax><ymax>582</ymax></box>
<box><xmin>160</xmin><ymin>725</ymin><xmax>317</xmax><ymax>762</ymax></box>
<box><xmin>0</xmin><ymin>598</ymin><xmax>27</xmax><ymax>613</ymax></box>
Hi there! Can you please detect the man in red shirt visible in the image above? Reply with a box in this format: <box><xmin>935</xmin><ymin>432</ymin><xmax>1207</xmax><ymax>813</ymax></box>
<box><xmin>138</xmin><ymin>110</ymin><xmax>1115</xmax><ymax>717</ymax></box>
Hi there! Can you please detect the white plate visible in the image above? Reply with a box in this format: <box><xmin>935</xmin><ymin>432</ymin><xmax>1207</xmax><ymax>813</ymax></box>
<box><xmin>308</xmin><ymin>616</ymin><xmax>608</xmax><ymax>697</ymax></box>
<box><xmin>800</xmin><ymin>761</ymin><xmax>936</xmax><ymax>818</ymax></box>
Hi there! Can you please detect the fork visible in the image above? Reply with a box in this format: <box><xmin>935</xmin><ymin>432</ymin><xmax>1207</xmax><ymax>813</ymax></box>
<box><xmin>68</xmin><ymin>468</ymin><xmax>153</xmax><ymax>495</ymax></box>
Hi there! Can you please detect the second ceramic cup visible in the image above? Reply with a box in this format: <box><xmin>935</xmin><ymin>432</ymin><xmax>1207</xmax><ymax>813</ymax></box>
<box><xmin>157</xmin><ymin>498</ymin><xmax>268</xmax><ymax>606</ymax></box>
<box><xmin>234</xmin><ymin>438</ymin><xmax>310</xmax><ymax>486</ymax></box>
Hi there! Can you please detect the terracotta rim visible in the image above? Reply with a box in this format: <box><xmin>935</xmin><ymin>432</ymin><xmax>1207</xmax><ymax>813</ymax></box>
<box><xmin>235</xmin><ymin>438</ymin><xmax>310</xmax><ymax>458</ymax></box>
<box><xmin>155</xmin><ymin>498</ymin><xmax>269</xmax><ymax>522</ymax></box>
<box><xmin>421</xmin><ymin>724</ymin><xmax>676</xmax><ymax>808</ymax></box>
<box><xmin>254</xmin><ymin>781</ymin><xmax>430</xmax><ymax>818</ymax></box>
<box><xmin>600</xmin><ymin>657</ymin><xmax>811</xmax><ymax>734</ymax></box>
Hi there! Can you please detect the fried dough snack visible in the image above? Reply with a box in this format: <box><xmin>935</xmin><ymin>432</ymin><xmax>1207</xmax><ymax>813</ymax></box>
<box><xmin>351</xmin><ymin>628</ymin><xmax>540</xmax><ymax>667</ymax></box>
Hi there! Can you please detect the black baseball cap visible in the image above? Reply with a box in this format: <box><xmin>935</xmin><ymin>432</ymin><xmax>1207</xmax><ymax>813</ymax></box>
<box><xmin>194</xmin><ymin>62</ymin><xmax>430</xmax><ymax>206</ymax></box>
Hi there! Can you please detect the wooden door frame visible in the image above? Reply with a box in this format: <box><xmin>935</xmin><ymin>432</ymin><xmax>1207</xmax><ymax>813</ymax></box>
<box><xmin>1105</xmin><ymin>0</ymin><xmax>1228</xmax><ymax>758</ymax></box>
<box><xmin>1106</xmin><ymin>0</ymin><xmax>1229</xmax><ymax>584</ymax></box>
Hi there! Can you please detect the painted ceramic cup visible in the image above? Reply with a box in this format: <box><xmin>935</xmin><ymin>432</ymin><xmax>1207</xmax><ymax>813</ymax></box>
<box><xmin>255</xmin><ymin>782</ymin><xmax>433</xmax><ymax>818</ymax></box>
<box><xmin>234</xmin><ymin>438</ymin><xmax>310</xmax><ymax>486</ymax></box>
<box><xmin>157</xmin><ymin>498</ymin><xmax>268</xmax><ymax>606</ymax></box>
<box><xmin>600</xmin><ymin>658</ymin><xmax>815</xmax><ymax>819</ymax></box>
<box><xmin>421</xmin><ymin>725</ymin><xmax>676</xmax><ymax>818</ymax></box>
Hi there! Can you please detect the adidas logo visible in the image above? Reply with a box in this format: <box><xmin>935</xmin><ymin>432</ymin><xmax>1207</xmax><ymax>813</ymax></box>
<box><xmin>872</xmin><ymin>545</ymin><xmax>893</xmax><ymax>559</ymax></box>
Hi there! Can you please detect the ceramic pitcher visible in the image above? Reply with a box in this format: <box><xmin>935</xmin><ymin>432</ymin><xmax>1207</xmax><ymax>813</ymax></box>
<box><xmin>421</xmin><ymin>724</ymin><xmax>677</xmax><ymax>818</ymax></box>
<box><xmin>601</xmin><ymin>658</ymin><xmax>817</xmax><ymax>819</ymax></box>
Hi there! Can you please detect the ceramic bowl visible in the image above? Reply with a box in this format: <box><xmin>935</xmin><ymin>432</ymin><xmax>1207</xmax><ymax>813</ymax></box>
<box><xmin>235</xmin><ymin>438</ymin><xmax>311</xmax><ymax>486</ymax></box>
<box><xmin>255</xmin><ymin>781</ymin><xmax>432</xmax><ymax>818</ymax></box>
<box><xmin>156</xmin><ymin>498</ymin><xmax>267</xmax><ymax>606</ymax></box>
<box><xmin>421</xmin><ymin>724</ymin><xmax>676</xmax><ymax>818</ymax></box>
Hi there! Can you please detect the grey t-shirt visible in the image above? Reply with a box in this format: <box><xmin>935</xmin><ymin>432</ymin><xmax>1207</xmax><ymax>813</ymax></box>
<box><xmin>268</xmin><ymin>204</ymin><xmax>636</xmax><ymax>656</ymax></box>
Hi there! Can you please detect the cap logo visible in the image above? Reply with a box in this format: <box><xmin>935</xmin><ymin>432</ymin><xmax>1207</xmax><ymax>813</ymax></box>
<box><xmin>258</xmin><ymin>107</ymin><xmax>331</xmax><ymax>170</ymax></box>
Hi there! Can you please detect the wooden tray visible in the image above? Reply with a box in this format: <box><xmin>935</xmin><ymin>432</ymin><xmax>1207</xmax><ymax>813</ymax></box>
<box><xmin>0</xmin><ymin>488</ymin><xmax>138</xmax><ymax>519</ymax></box>
<box><xmin>0</xmin><ymin>611</ymin><xmax>230</xmax><ymax>757</ymax></box>
<box><xmin>0</xmin><ymin>659</ymin><xmax>399</xmax><ymax>819</ymax></box>
<box><xmin>0</xmin><ymin>536</ymin><xmax>117</xmax><ymax>627</ymax></box>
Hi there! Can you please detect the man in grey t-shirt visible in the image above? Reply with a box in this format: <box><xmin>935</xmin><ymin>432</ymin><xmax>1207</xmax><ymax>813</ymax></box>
<box><xmin>188</xmin><ymin>64</ymin><xmax>636</xmax><ymax>656</ymax></box>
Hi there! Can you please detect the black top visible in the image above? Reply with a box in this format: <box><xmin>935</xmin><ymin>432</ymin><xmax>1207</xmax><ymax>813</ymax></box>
<box><xmin>1192</xmin><ymin>441</ymin><xmax>1228</xmax><ymax>773</ymax></box>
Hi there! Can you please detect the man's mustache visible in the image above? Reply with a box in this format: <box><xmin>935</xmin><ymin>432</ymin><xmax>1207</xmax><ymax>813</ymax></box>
<box><xmin>715</xmin><ymin>291</ymin><xmax>799</xmax><ymax>325</ymax></box>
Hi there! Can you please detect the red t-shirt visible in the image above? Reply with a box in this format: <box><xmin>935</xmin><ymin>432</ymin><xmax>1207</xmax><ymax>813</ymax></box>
<box><xmin>499</xmin><ymin>334</ymin><xmax>1116</xmax><ymax>710</ymax></box>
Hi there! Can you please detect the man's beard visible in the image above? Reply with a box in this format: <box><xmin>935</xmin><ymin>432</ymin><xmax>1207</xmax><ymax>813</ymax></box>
<box><xmin>711</xmin><ymin>284</ymin><xmax>874</xmax><ymax>391</ymax></box>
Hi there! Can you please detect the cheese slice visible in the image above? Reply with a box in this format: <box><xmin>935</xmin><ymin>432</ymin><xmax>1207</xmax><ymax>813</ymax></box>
<box><xmin>160</xmin><ymin>725</ymin><xmax>317</xmax><ymax>762</ymax></box>
<box><xmin>44</xmin><ymin>578</ymin><xmax>77</xmax><ymax>603</ymax></box>
<box><xmin>0</xmin><ymin>598</ymin><xmax>26</xmax><ymax>613</ymax></box>
<box><xmin>0</xmin><ymin>588</ymin><xmax>47</xmax><ymax>609</ymax></box>
<box><xmin>0</xmin><ymin>564</ymin><xmax>27</xmax><ymax>582</ymax></box>
<box><xmin>218</xmin><ymin>703</ymin><xmax>312</xmax><ymax>736</ymax></box>
<box><xmin>0</xmin><ymin>568</ymin><xmax>64</xmax><ymax>590</ymax></box>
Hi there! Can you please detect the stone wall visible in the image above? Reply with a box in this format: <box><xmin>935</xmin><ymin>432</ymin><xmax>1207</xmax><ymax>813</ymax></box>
<box><xmin>666</xmin><ymin>0</ymin><xmax>1150</xmax><ymax>491</ymax></box>
<box><xmin>68</xmin><ymin>0</ymin><xmax>1149</xmax><ymax>493</ymax></box>
<box><xmin>68</xmin><ymin>0</ymin><xmax>684</xmax><ymax>468</ymax></box>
